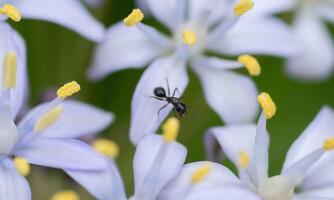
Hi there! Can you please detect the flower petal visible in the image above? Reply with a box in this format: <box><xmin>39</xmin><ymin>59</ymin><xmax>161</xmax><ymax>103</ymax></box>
<box><xmin>192</xmin><ymin>56</ymin><xmax>243</xmax><ymax>71</ymax></box>
<box><xmin>66</xmin><ymin>159</ymin><xmax>127</xmax><ymax>200</ymax></box>
<box><xmin>0</xmin><ymin>159</ymin><xmax>31</xmax><ymax>200</ymax></box>
<box><xmin>130</xmin><ymin>54</ymin><xmax>188</xmax><ymax>144</ymax></box>
<box><xmin>314</xmin><ymin>3</ymin><xmax>334</xmax><ymax>23</ymax></box>
<box><xmin>144</xmin><ymin>0</ymin><xmax>179</xmax><ymax>29</ymax></box>
<box><xmin>13</xmin><ymin>138</ymin><xmax>106</xmax><ymax>170</ymax></box>
<box><xmin>0</xmin><ymin>23</ymin><xmax>28</xmax><ymax>119</ymax></box>
<box><xmin>14</xmin><ymin>0</ymin><xmax>105</xmax><ymax>41</ymax></box>
<box><xmin>133</xmin><ymin>134</ymin><xmax>187</xmax><ymax>199</ymax></box>
<box><xmin>282</xmin><ymin>106</ymin><xmax>334</xmax><ymax>171</ymax></box>
<box><xmin>286</xmin><ymin>7</ymin><xmax>334</xmax><ymax>80</ymax></box>
<box><xmin>188</xmin><ymin>0</ymin><xmax>229</xmax><ymax>26</ymax></box>
<box><xmin>251</xmin><ymin>0</ymin><xmax>296</xmax><ymax>15</ymax></box>
<box><xmin>208</xmin><ymin>16</ymin><xmax>300</xmax><ymax>57</ymax></box>
<box><xmin>88</xmin><ymin>23</ymin><xmax>169</xmax><ymax>80</ymax></box>
<box><xmin>300</xmin><ymin>152</ymin><xmax>334</xmax><ymax>192</ymax></box>
<box><xmin>193</xmin><ymin>66</ymin><xmax>258</xmax><ymax>124</ymax></box>
<box><xmin>158</xmin><ymin>161</ymin><xmax>260</xmax><ymax>200</ymax></box>
<box><xmin>205</xmin><ymin>125</ymin><xmax>257</xmax><ymax>168</ymax></box>
<box><xmin>37</xmin><ymin>100</ymin><xmax>112</xmax><ymax>138</ymax></box>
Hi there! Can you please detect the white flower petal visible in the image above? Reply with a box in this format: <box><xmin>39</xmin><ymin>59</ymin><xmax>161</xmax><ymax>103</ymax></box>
<box><xmin>130</xmin><ymin>54</ymin><xmax>188</xmax><ymax>144</ymax></box>
<box><xmin>133</xmin><ymin>134</ymin><xmax>187</xmax><ymax>199</ymax></box>
<box><xmin>145</xmin><ymin>0</ymin><xmax>179</xmax><ymax>29</ymax></box>
<box><xmin>282</xmin><ymin>148</ymin><xmax>325</xmax><ymax>187</ymax></box>
<box><xmin>286</xmin><ymin>7</ymin><xmax>334</xmax><ymax>80</ymax></box>
<box><xmin>13</xmin><ymin>0</ymin><xmax>105</xmax><ymax>42</ymax></box>
<box><xmin>193</xmin><ymin>66</ymin><xmax>258</xmax><ymax>124</ymax></box>
<box><xmin>0</xmin><ymin>22</ymin><xmax>27</xmax><ymax>119</ymax></box>
<box><xmin>205</xmin><ymin>125</ymin><xmax>257</xmax><ymax>168</ymax></box>
<box><xmin>315</xmin><ymin>3</ymin><xmax>334</xmax><ymax>23</ymax></box>
<box><xmin>282</xmin><ymin>106</ymin><xmax>334</xmax><ymax>171</ymax></box>
<box><xmin>208</xmin><ymin>16</ymin><xmax>300</xmax><ymax>57</ymax></box>
<box><xmin>14</xmin><ymin>138</ymin><xmax>107</xmax><ymax>170</ymax></box>
<box><xmin>0</xmin><ymin>159</ymin><xmax>31</xmax><ymax>200</ymax></box>
<box><xmin>192</xmin><ymin>56</ymin><xmax>243</xmax><ymax>71</ymax></box>
<box><xmin>88</xmin><ymin>23</ymin><xmax>169</xmax><ymax>80</ymax></box>
<box><xmin>295</xmin><ymin>191</ymin><xmax>334</xmax><ymax>200</ymax></box>
<box><xmin>251</xmin><ymin>0</ymin><xmax>296</xmax><ymax>15</ymax></box>
<box><xmin>188</xmin><ymin>0</ymin><xmax>229</xmax><ymax>26</ymax></box>
<box><xmin>40</xmin><ymin>100</ymin><xmax>113</xmax><ymax>138</ymax></box>
<box><xmin>301</xmin><ymin>152</ymin><xmax>334</xmax><ymax>191</ymax></box>
<box><xmin>158</xmin><ymin>161</ymin><xmax>260</xmax><ymax>200</ymax></box>
<box><xmin>249</xmin><ymin>113</ymin><xmax>270</xmax><ymax>186</ymax></box>
<box><xmin>66</xmin><ymin>159</ymin><xmax>127</xmax><ymax>200</ymax></box>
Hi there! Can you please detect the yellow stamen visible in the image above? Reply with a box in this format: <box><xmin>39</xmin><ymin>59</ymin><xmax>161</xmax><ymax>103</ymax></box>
<box><xmin>2</xmin><ymin>52</ymin><xmax>17</xmax><ymax>89</ymax></box>
<box><xmin>257</xmin><ymin>92</ymin><xmax>276</xmax><ymax>119</ymax></box>
<box><xmin>93</xmin><ymin>139</ymin><xmax>119</xmax><ymax>159</ymax></box>
<box><xmin>56</xmin><ymin>81</ymin><xmax>81</xmax><ymax>99</ymax></box>
<box><xmin>162</xmin><ymin>117</ymin><xmax>180</xmax><ymax>143</ymax></box>
<box><xmin>34</xmin><ymin>106</ymin><xmax>63</xmax><ymax>133</ymax></box>
<box><xmin>50</xmin><ymin>190</ymin><xmax>79</xmax><ymax>200</ymax></box>
<box><xmin>238</xmin><ymin>54</ymin><xmax>261</xmax><ymax>76</ymax></box>
<box><xmin>182</xmin><ymin>30</ymin><xmax>197</xmax><ymax>46</ymax></box>
<box><xmin>0</xmin><ymin>4</ymin><xmax>21</xmax><ymax>22</ymax></box>
<box><xmin>323</xmin><ymin>137</ymin><xmax>334</xmax><ymax>151</ymax></box>
<box><xmin>234</xmin><ymin>0</ymin><xmax>254</xmax><ymax>16</ymax></box>
<box><xmin>14</xmin><ymin>157</ymin><xmax>30</xmax><ymax>177</ymax></box>
<box><xmin>123</xmin><ymin>9</ymin><xmax>144</xmax><ymax>27</ymax></box>
<box><xmin>191</xmin><ymin>164</ymin><xmax>211</xmax><ymax>184</ymax></box>
<box><xmin>238</xmin><ymin>151</ymin><xmax>250</xmax><ymax>169</ymax></box>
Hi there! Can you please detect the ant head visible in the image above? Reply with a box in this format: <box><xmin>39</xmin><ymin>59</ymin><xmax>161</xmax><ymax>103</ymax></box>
<box><xmin>154</xmin><ymin>87</ymin><xmax>166</xmax><ymax>98</ymax></box>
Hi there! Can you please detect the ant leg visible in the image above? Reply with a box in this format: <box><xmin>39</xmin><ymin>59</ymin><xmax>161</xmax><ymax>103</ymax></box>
<box><xmin>172</xmin><ymin>88</ymin><xmax>179</xmax><ymax>97</ymax></box>
<box><xmin>165</xmin><ymin>78</ymin><xmax>171</xmax><ymax>96</ymax></box>
<box><xmin>150</xmin><ymin>96</ymin><xmax>165</xmax><ymax>101</ymax></box>
<box><xmin>157</xmin><ymin>103</ymin><xmax>170</xmax><ymax>116</ymax></box>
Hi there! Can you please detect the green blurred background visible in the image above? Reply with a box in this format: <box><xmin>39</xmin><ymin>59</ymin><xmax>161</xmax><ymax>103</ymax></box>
<box><xmin>10</xmin><ymin>0</ymin><xmax>334</xmax><ymax>199</ymax></box>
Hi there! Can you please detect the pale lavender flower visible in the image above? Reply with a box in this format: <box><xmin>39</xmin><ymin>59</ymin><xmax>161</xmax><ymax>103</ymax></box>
<box><xmin>88</xmin><ymin>0</ymin><xmax>300</xmax><ymax>144</ymax></box>
<box><xmin>177</xmin><ymin>93</ymin><xmax>334</xmax><ymax>199</ymax></box>
<box><xmin>252</xmin><ymin>0</ymin><xmax>334</xmax><ymax>80</ymax></box>
<box><xmin>66</xmin><ymin>117</ymin><xmax>187</xmax><ymax>200</ymax></box>
<box><xmin>0</xmin><ymin>0</ymin><xmax>105</xmax><ymax>41</ymax></box>
<box><xmin>0</xmin><ymin>55</ymin><xmax>111</xmax><ymax>200</ymax></box>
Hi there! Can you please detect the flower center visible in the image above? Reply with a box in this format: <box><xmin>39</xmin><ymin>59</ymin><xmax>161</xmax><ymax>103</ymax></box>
<box><xmin>174</xmin><ymin>21</ymin><xmax>209</xmax><ymax>59</ymax></box>
<box><xmin>258</xmin><ymin>175</ymin><xmax>294</xmax><ymax>200</ymax></box>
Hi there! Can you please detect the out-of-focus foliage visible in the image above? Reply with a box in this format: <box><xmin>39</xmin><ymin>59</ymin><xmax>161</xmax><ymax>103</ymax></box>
<box><xmin>11</xmin><ymin>0</ymin><xmax>334</xmax><ymax>199</ymax></box>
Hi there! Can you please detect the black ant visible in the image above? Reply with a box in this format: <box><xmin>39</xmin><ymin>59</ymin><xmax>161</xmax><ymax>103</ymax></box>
<box><xmin>152</xmin><ymin>80</ymin><xmax>187</xmax><ymax>118</ymax></box>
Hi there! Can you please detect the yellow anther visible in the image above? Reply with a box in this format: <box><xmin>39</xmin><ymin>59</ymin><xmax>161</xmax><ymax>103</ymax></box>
<box><xmin>257</xmin><ymin>92</ymin><xmax>276</xmax><ymax>119</ymax></box>
<box><xmin>191</xmin><ymin>164</ymin><xmax>211</xmax><ymax>184</ymax></box>
<box><xmin>56</xmin><ymin>81</ymin><xmax>81</xmax><ymax>99</ymax></box>
<box><xmin>93</xmin><ymin>139</ymin><xmax>119</xmax><ymax>159</ymax></box>
<box><xmin>162</xmin><ymin>117</ymin><xmax>180</xmax><ymax>143</ymax></box>
<box><xmin>234</xmin><ymin>0</ymin><xmax>254</xmax><ymax>16</ymax></box>
<box><xmin>14</xmin><ymin>157</ymin><xmax>30</xmax><ymax>177</ymax></box>
<box><xmin>238</xmin><ymin>151</ymin><xmax>250</xmax><ymax>169</ymax></box>
<box><xmin>182</xmin><ymin>30</ymin><xmax>197</xmax><ymax>46</ymax></box>
<box><xmin>123</xmin><ymin>9</ymin><xmax>144</xmax><ymax>27</ymax></box>
<box><xmin>238</xmin><ymin>54</ymin><xmax>261</xmax><ymax>76</ymax></box>
<box><xmin>0</xmin><ymin>4</ymin><xmax>21</xmax><ymax>22</ymax></box>
<box><xmin>34</xmin><ymin>106</ymin><xmax>63</xmax><ymax>133</ymax></box>
<box><xmin>2</xmin><ymin>52</ymin><xmax>17</xmax><ymax>89</ymax></box>
<box><xmin>50</xmin><ymin>190</ymin><xmax>79</xmax><ymax>200</ymax></box>
<box><xmin>323</xmin><ymin>137</ymin><xmax>334</xmax><ymax>151</ymax></box>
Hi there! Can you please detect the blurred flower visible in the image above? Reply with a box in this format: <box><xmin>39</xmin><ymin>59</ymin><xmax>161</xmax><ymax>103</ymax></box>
<box><xmin>88</xmin><ymin>0</ymin><xmax>300</xmax><ymax>144</ymax></box>
<box><xmin>0</xmin><ymin>1</ymin><xmax>105</xmax><ymax>41</ymax></box>
<box><xmin>196</xmin><ymin>93</ymin><xmax>334</xmax><ymax>199</ymax></box>
<box><xmin>252</xmin><ymin>0</ymin><xmax>334</xmax><ymax>80</ymax></box>
<box><xmin>0</xmin><ymin>72</ymin><xmax>111</xmax><ymax>199</ymax></box>
<box><xmin>66</xmin><ymin>117</ymin><xmax>187</xmax><ymax>200</ymax></box>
